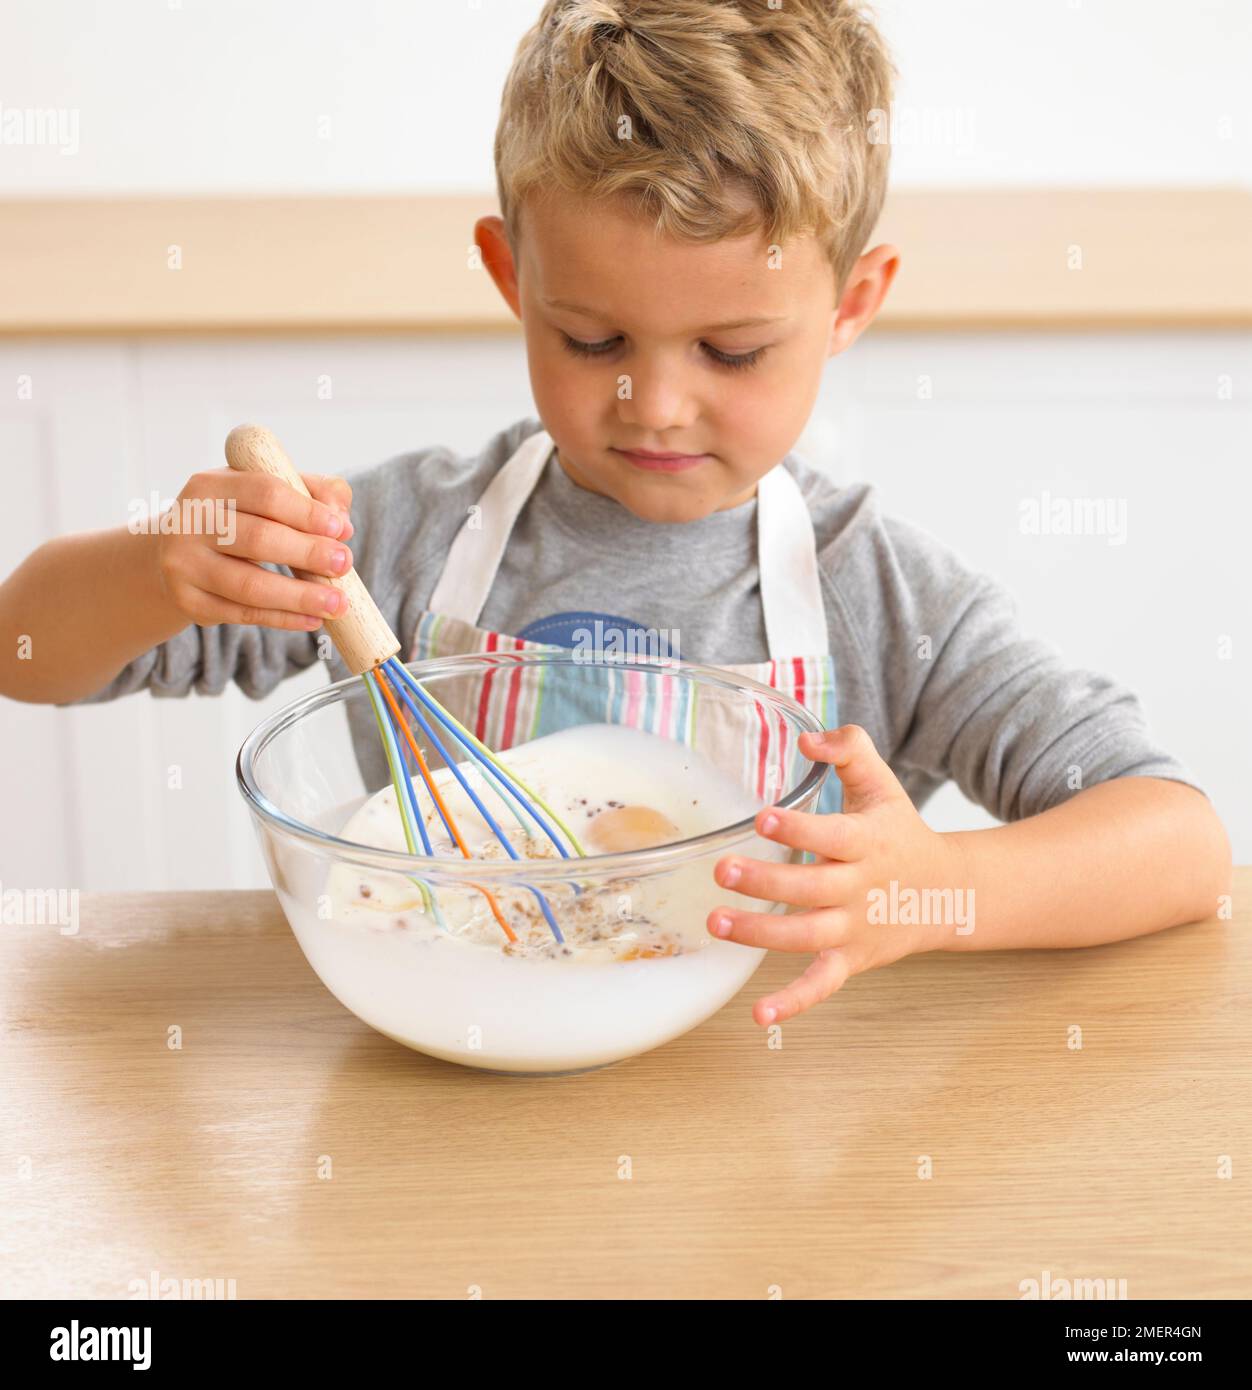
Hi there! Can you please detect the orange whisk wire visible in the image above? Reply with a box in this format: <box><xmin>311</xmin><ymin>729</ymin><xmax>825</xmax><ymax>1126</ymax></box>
<box><xmin>374</xmin><ymin>663</ymin><xmax>517</xmax><ymax>944</ymax></box>
<box><xmin>376</xmin><ymin>665</ymin><xmax>469</xmax><ymax>854</ymax></box>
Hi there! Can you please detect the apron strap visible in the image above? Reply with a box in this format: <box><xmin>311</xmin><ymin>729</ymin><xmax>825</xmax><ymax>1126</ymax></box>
<box><xmin>757</xmin><ymin>463</ymin><xmax>829</xmax><ymax>657</ymax></box>
<box><xmin>426</xmin><ymin>429</ymin><xmax>556</xmax><ymax>623</ymax></box>
<box><xmin>428</xmin><ymin>426</ymin><xmax>830</xmax><ymax>656</ymax></box>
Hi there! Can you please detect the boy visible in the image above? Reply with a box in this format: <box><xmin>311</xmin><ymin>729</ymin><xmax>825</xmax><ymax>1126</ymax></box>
<box><xmin>0</xmin><ymin>0</ymin><xmax>1230</xmax><ymax>1027</ymax></box>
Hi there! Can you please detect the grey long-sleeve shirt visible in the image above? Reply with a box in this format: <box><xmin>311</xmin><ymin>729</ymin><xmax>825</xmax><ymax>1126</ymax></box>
<box><xmin>71</xmin><ymin>415</ymin><xmax>1201</xmax><ymax>820</ymax></box>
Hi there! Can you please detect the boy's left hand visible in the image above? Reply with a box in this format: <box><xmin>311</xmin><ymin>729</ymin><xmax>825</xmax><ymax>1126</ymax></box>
<box><xmin>708</xmin><ymin>724</ymin><xmax>965</xmax><ymax>1026</ymax></box>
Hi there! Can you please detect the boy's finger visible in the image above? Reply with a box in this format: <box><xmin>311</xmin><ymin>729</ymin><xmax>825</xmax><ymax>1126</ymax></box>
<box><xmin>713</xmin><ymin>851</ymin><xmax>854</xmax><ymax>908</ymax></box>
<box><xmin>303</xmin><ymin>472</ymin><xmax>352</xmax><ymax>508</ymax></box>
<box><xmin>176</xmin><ymin>575</ymin><xmax>326</xmax><ymax>633</ymax></box>
<box><xmin>755</xmin><ymin>805</ymin><xmax>864</xmax><ymax>860</ymax></box>
<box><xmin>208</xmin><ymin>600</ymin><xmax>326</xmax><ymax>632</ymax></box>
<box><xmin>197</xmin><ymin>469</ymin><xmax>350</xmax><ymax>539</ymax></box>
<box><xmin>754</xmin><ymin>948</ymin><xmax>851</xmax><ymax>1026</ymax></box>
<box><xmin>798</xmin><ymin>723</ymin><xmax>905</xmax><ymax>811</ymax></box>
<box><xmin>215</xmin><ymin>512</ymin><xmax>354</xmax><ymax>579</ymax></box>
<box><xmin>200</xmin><ymin>551</ymin><xmax>348</xmax><ymax>621</ymax></box>
<box><xmin>707</xmin><ymin>904</ymin><xmax>849</xmax><ymax>952</ymax></box>
<box><xmin>303</xmin><ymin>474</ymin><xmax>355</xmax><ymax>536</ymax></box>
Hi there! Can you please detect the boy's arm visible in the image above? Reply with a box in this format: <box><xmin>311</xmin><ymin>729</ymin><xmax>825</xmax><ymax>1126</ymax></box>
<box><xmin>943</xmin><ymin>773</ymin><xmax>1232</xmax><ymax>952</ymax></box>
<box><xmin>708</xmin><ymin>494</ymin><xmax>1231</xmax><ymax>1022</ymax></box>
<box><xmin>710</xmin><ymin>726</ymin><xmax>1231</xmax><ymax>1025</ymax></box>
<box><xmin>0</xmin><ymin>467</ymin><xmax>356</xmax><ymax>706</ymax></box>
<box><xmin>1</xmin><ymin>419</ymin><xmax>541</xmax><ymax>708</ymax></box>
<box><xmin>0</xmin><ymin>526</ymin><xmax>186</xmax><ymax>704</ymax></box>
<box><xmin>881</xmin><ymin>526</ymin><xmax>1231</xmax><ymax>948</ymax></box>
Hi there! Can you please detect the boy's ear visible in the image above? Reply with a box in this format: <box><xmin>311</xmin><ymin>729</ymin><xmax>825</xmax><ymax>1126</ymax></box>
<box><xmin>827</xmin><ymin>243</ymin><xmax>900</xmax><ymax>358</ymax></box>
<box><xmin>474</xmin><ymin>216</ymin><xmax>522</xmax><ymax>319</ymax></box>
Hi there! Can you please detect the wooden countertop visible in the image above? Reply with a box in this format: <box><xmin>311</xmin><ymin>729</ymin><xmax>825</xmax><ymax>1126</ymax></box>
<box><xmin>1</xmin><ymin>188</ymin><xmax>1248</xmax><ymax>335</ymax></box>
<box><xmin>3</xmin><ymin>877</ymin><xmax>1250</xmax><ymax>1300</ymax></box>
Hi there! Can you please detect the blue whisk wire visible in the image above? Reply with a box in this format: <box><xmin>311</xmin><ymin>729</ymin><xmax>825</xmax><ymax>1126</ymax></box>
<box><xmin>381</xmin><ymin>664</ymin><xmax>525</xmax><ymax>859</ymax></box>
<box><xmin>372</xmin><ymin>660</ymin><xmax>577</xmax><ymax>944</ymax></box>
<box><xmin>362</xmin><ymin>669</ymin><xmax>446</xmax><ymax>930</ymax></box>
<box><xmin>384</xmin><ymin>658</ymin><xmax>581</xmax><ymax>859</ymax></box>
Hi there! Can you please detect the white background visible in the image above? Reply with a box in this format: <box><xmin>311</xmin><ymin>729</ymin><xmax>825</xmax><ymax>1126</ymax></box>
<box><xmin>1</xmin><ymin>0</ymin><xmax>1249</xmax><ymax>193</ymax></box>
<box><xmin>0</xmin><ymin>1</ymin><xmax>1248</xmax><ymax>887</ymax></box>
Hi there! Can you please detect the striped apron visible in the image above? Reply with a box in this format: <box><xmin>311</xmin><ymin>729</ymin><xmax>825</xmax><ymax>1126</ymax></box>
<box><xmin>412</xmin><ymin>428</ymin><xmax>841</xmax><ymax>814</ymax></box>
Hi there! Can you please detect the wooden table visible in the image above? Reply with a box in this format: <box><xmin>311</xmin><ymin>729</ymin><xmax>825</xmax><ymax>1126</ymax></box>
<box><xmin>3</xmin><ymin>877</ymin><xmax>1249</xmax><ymax>1299</ymax></box>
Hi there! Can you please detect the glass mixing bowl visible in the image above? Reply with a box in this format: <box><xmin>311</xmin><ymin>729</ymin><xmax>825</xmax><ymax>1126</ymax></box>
<box><xmin>237</xmin><ymin>650</ymin><xmax>828</xmax><ymax>1075</ymax></box>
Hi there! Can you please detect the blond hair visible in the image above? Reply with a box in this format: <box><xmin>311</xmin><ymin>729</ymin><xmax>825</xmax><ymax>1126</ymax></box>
<box><xmin>494</xmin><ymin>0</ymin><xmax>896</xmax><ymax>295</ymax></box>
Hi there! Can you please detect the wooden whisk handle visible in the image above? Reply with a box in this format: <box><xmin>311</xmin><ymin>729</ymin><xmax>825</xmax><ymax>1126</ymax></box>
<box><xmin>224</xmin><ymin>423</ymin><xmax>401</xmax><ymax>676</ymax></box>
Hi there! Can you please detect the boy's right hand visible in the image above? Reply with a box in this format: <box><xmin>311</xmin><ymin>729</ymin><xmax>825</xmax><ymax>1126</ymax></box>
<box><xmin>155</xmin><ymin>469</ymin><xmax>356</xmax><ymax>631</ymax></box>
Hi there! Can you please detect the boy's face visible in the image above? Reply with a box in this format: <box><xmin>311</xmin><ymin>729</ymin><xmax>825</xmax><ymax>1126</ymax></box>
<box><xmin>477</xmin><ymin>192</ymin><xmax>897</xmax><ymax>524</ymax></box>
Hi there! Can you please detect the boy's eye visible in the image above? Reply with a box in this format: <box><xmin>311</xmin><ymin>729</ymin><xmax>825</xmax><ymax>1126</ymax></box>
<box><xmin>701</xmin><ymin>343</ymin><xmax>765</xmax><ymax>371</ymax></box>
<box><xmin>558</xmin><ymin>332</ymin><xmax>766</xmax><ymax>371</ymax></box>
<box><xmin>559</xmin><ymin>332</ymin><xmax>619</xmax><ymax>358</ymax></box>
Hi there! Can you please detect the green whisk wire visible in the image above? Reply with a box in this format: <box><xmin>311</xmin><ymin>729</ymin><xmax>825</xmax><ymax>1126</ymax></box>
<box><xmin>362</xmin><ymin>669</ymin><xmax>443</xmax><ymax>926</ymax></box>
<box><xmin>386</xmin><ymin>660</ymin><xmax>586</xmax><ymax>859</ymax></box>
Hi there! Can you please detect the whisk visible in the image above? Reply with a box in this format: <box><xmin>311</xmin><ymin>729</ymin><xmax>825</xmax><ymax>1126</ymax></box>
<box><xmin>225</xmin><ymin>424</ymin><xmax>585</xmax><ymax>943</ymax></box>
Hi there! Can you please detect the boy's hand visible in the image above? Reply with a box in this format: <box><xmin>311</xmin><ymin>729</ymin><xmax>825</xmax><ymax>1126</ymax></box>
<box><xmin>708</xmin><ymin>724</ymin><xmax>966</xmax><ymax>1026</ymax></box>
<box><xmin>154</xmin><ymin>469</ymin><xmax>356</xmax><ymax>631</ymax></box>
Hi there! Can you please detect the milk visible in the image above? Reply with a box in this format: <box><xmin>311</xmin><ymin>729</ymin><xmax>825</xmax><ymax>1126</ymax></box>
<box><xmin>291</xmin><ymin>724</ymin><xmax>786</xmax><ymax>1072</ymax></box>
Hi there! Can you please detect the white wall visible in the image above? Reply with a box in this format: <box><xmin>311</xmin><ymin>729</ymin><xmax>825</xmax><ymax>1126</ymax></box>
<box><xmin>1</xmin><ymin>0</ymin><xmax>1247</xmax><ymax>196</ymax></box>
<box><xmin>2</xmin><ymin>329</ymin><xmax>1248</xmax><ymax>889</ymax></box>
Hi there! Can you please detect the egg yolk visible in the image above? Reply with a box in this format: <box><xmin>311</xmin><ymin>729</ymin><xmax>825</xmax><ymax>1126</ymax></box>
<box><xmin>586</xmin><ymin>804</ymin><xmax>681</xmax><ymax>853</ymax></box>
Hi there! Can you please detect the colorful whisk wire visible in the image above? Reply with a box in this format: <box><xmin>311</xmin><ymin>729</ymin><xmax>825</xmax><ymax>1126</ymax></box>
<box><xmin>226</xmin><ymin>424</ymin><xmax>585</xmax><ymax>943</ymax></box>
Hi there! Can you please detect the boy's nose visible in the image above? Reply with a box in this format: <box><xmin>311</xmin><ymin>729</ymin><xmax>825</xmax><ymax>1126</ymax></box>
<box><xmin>615</xmin><ymin>364</ymin><xmax>700</xmax><ymax>433</ymax></box>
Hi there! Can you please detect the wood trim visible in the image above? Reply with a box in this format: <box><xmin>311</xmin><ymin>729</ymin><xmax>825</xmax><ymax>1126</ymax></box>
<box><xmin>872</xmin><ymin>187</ymin><xmax>1252</xmax><ymax>330</ymax></box>
<box><xmin>1</xmin><ymin>188</ymin><xmax>1248</xmax><ymax>335</ymax></box>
